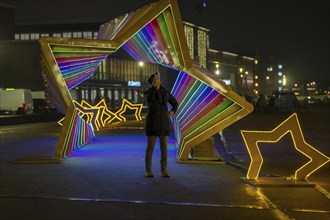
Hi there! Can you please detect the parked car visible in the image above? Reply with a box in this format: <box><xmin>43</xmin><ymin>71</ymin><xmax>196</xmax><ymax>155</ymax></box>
<box><xmin>33</xmin><ymin>98</ymin><xmax>48</xmax><ymax>113</ymax></box>
<box><xmin>0</xmin><ymin>89</ymin><xmax>34</xmax><ymax>115</ymax></box>
<box><xmin>0</xmin><ymin>109</ymin><xmax>15</xmax><ymax>115</ymax></box>
<box><xmin>33</xmin><ymin>98</ymin><xmax>58</xmax><ymax>114</ymax></box>
<box><xmin>311</xmin><ymin>92</ymin><xmax>330</xmax><ymax>103</ymax></box>
<box><xmin>295</xmin><ymin>95</ymin><xmax>308</xmax><ymax>104</ymax></box>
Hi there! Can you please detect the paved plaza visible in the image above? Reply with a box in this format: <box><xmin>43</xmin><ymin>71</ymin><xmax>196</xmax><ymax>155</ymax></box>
<box><xmin>0</xmin><ymin>104</ymin><xmax>329</xmax><ymax>220</ymax></box>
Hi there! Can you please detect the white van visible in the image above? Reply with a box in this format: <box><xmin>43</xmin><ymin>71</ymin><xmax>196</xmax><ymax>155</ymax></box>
<box><xmin>0</xmin><ymin>89</ymin><xmax>34</xmax><ymax>115</ymax></box>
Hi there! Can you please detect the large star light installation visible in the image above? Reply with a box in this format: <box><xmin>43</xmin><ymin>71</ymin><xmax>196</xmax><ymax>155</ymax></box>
<box><xmin>241</xmin><ymin>113</ymin><xmax>330</xmax><ymax>186</ymax></box>
<box><xmin>39</xmin><ymin>0</ymin><xmax>254</xmax><ymax>162</ymax></box>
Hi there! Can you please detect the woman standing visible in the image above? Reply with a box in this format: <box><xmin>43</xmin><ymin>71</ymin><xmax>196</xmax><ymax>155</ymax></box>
<box><xmin>144</xmin><ymin>73</ymin><xmax>178</xmax><ymax>178</ymax></box>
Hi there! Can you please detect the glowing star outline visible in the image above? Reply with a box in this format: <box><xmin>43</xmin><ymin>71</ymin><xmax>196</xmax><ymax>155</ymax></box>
<box><xmin>80</xmin><ymin>99</ymin><xmax>121</xmax><ymax>124</ymax></box>
<box><xmin>115</xmin><ymin>99</ymin><xmax>143</xmax><ymax>122</ymax></box>
<box><xmin>58</xmin><ymin>99</ymin><xmax>142</xmax><ymax>130</ymax></box>
<box><xmin>241</xmin><ymin>113</ymin><xmax>330</xmax><ymax>181</ymax></box>
<box><xmin>40</xmin><ymin>0</ymin><xmax>253</xmax><ymax>161</ymax></box>
<box><xmin>73</xmin><ymin>100</ymin><xmax>101</xmax><ymax>131</ymax></box>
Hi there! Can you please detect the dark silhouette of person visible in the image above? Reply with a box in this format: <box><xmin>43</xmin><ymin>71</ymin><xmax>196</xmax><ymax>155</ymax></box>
<box><xmin>144</xmin><ymin>72</ymin><xmax>178</xmax><ymax>178</ymax></box>
<box><xmin>255</xmin><ymin>94</ymin><xmax>267</xmax><ymax>112</ymax></box>
<box><xmin>285</xmin><ymin>92</ymin><xmax>295</xmax><ymax>113</ymax></box>
<box><xmin>268</xmin><ymin>92</ymin><xmax>275</xmax><ymax>112</ymax></box>
<box><xmin>94</xmin><ymin>93</ymin><xmax>102</xmax><ymax>105</ymax></box>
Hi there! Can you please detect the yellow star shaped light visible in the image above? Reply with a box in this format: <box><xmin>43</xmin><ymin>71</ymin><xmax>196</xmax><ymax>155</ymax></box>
<box><xmin>74</xmin><ymin>100</ymin><xmax>101</xmax><ymax>131</ymax></box>
<box><xmin>58</xmin><ymin>99</ymin><xmax>142</xmax><ymax>130</ymax></box>
<box><xmin>241</xmin><ymin>113</ymin><xmax>330</xmax><ymax>182</ymax></box>
<box><xmin>57</xmin><ymin>102</ymin><xmax>99</xmax><ymax>129</ymax></box>
<box><xmin>81</xmin><ymin>99</ymin><xmax>121</xmax><ymax>125</ymax></box>
<box><xmin>115</xmin><ymin>99</ymin><xmax>143</xmax><ymax>122</ymax></box>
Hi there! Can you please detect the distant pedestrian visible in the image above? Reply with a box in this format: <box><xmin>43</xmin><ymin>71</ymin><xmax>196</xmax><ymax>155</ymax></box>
<box><xmin>267</xmin><ymin>94</ymin><xmax>275</xmax><ymax>112</ymax></box>
<box><xmin>144</xmin><ymin>72</ymin><xmax>178</xmax><ymax>178</ymax></box>
<box><xmin>274</xmin><ymin>90</ymin><xmax>280</xmax><ymax>113</ymax></box>
<box><xmin>255</xmin><ymin>94</ymin><xmax>267</xmax><ymax>112</ymax></box>
<box><xmin>285</xmin><ymin>92</ymin><xmax>295</xmax><ymax>113</ymax></box>
<box><xmin>104</xmin><ymin>95</ymin><xmax>110</xmax><ymax>108</ymax></box>
<box><xmin>94</xmin><ymin>93</ymin><xmax>102</xmax><ymax>105</ymax></box>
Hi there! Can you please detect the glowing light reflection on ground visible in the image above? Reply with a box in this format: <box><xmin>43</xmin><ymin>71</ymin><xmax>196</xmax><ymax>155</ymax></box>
<box><xmin>69</xmin><ymin>131</ymin><xmax>177</xmax><ymax>159</ymax></box>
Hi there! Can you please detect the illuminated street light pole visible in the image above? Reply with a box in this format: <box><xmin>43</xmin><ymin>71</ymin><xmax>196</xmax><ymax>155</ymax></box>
<box><xmin>277</xmin><ymin>64</ymin><xmax>283</xmax><ymax>92</ymax></box>
<box><xmin>239</xmin><ymin>67</ymin><xmax>244</xmax><ymax>95</ymax></box>
<box><xmin>244</xmin><ymin>70</ymin><xmax>249</xmax><ymax>95</ymax></box>
<box><xmin>253</xmin><ymin>59</ymin><xmax>259</xmax><ymax>96</ymax></box>
<box><xmin>215</xmin><ymin>63</ymin><xmax>220</xmax><ymax>75</ymax></box>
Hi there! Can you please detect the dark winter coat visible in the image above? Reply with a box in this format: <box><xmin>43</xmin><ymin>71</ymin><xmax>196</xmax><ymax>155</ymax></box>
<box><xmin>144</xmin><ymin>85</ymin><xmax>178</xmax><ymax>136</ymax></box>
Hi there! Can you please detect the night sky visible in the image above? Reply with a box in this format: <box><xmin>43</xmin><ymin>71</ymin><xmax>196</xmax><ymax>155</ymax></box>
<box><xmin>5</xmin><ymin>0</ymin><xmax>330</xmax><ymax>86</ymax></box>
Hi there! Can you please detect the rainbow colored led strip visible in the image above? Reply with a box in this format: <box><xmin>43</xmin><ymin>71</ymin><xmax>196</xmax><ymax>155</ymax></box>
<box><xmin>40</xmin><ymin>39</ymin><xmax>117</xmax><ymax>160</ymax></box>
<box><xmin>170</xmin><ymin>71</ymin><xmax>243</xmax><ymax>159</ymax></box>
<box><xmin>56</xmin><ymin>108</ymin><xmax>95</xmax><ymax>158</ymax></box>
<box><xmin>112</xmin><ymin>5</ymin><xmax>253</xmax><ymax>159</ymax></box>
<box><xmin>40</xmin><ymin>0</ymin><xmax>253</xmax><ymax>161</ymax></box>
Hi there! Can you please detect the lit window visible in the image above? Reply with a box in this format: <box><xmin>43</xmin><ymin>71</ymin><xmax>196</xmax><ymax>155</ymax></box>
<box><xmin>30</xmin><ymin>33</ymin><xmax>40</xmax><ymax>40</ymax></box>
<box><xmin>278</xmin><ymin>72</ymin><xmax>282</xmax><ymax>76</ymax></box>
<box><xmin>20</xmin><ymin>33</ymin><xmax>29</xmax><ymax>40</ymax></box>
<box><xmin>41</xmin><ymin>33</ymin><xmax>49</xmax><ymax>37</ymax></box>
<box><xmin>121</xmin><ymin>89</ymin><xmax>125</xmax><ymax>99</ymax></box>
<box><xmin>93</xmin><ymin>32</ymin><xmax>98</xmax><ymax>39</ymax></box>
<box><xmin>83</xmin><ymin>31</ymin><xmax>93</xmax><ymax>39</ymax></box>
<box><xmin>62</xmin><ymin>32</ymin><xmax>72</xmax><ymax>38</ymax></box>
<box><xmin>73</xmin><ymin>32</ymin><xmax>82</xmax><ymax>38</ymax></box>
<box><xmin>52</xmin><ymin>33</ymin><xmax>61</xmax><ymax>37</ymax></box>
<box><xmin>278</xmin><ymin>64</ymin><xmax>282</xmax><ymax>69</ymax></box>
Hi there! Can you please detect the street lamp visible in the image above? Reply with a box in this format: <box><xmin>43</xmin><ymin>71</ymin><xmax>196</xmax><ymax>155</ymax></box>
<box><xmin>215</xmin><ymin>63</ymin><xmax>220</xmax><ymax>75</ymax></box>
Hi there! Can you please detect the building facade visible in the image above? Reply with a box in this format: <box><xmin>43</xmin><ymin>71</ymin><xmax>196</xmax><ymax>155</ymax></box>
<box><xmin>207</xmin><ymin>49</ymin><xmax>258</xmax><ymax>97</ymax></box>
<box><xmin>1</xmin><ymin>3</ymin><xmax>263</xmax><ymax>109</ymax></box>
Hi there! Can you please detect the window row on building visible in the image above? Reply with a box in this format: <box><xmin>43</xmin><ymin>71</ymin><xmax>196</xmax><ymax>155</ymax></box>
<box><xmin>93</xmin><ymin>58</ymin><xmax>159</xmax><ymax>83</ymax></box>
<box><xmin>70</xmin><ymin>87</ymin><xmax>143</xmax><ymax>108</ymax></box>
<box><xmin>15</xmin><ymin>31</ymin><xmax>99</xmax><ymax>40</ymax></box>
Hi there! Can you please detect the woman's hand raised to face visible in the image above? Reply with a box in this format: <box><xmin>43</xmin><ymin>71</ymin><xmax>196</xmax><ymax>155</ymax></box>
<box><xmin>152</xmin><ymin>76</ymin><xmax>160</xmax><ymax>89</ymax></box>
